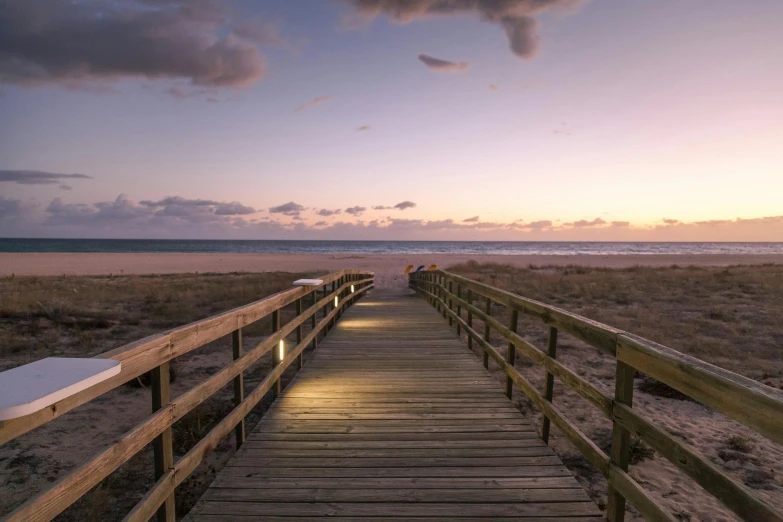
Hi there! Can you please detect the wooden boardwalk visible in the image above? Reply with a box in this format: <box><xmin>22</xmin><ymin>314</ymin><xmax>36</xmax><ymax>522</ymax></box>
<box><xmin>187</xmin><ymin>288</ymin><xmax>603</xmax><ymax>521</ymax></box>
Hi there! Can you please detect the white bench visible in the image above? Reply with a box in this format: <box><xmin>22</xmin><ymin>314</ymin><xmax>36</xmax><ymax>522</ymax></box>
<box><xmin>0</xmin><ymin>358</ymin><xmax>121</xmax><ymax>421</ymax></box>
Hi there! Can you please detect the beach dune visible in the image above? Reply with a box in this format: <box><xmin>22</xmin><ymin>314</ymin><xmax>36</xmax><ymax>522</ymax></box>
<box><xmin>2</xmin><ymin>252</ymin><xmax>782</xmax><ymax>288</ymax></box>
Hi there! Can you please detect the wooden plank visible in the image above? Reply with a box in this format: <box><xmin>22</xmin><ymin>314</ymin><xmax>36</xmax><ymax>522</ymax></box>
<box><xmin>618</xmin><ymin>333</ymin><xmax>783</xmax><ymax>445</ymax></box>
<box><xmin>505</xmin><ymin>309</ymin><xmax>518</xmax><ymax>399</ymax></box>
<box><xmin>210</xmin><ymin>476</ymin><xmax>582</xmax><ymax>489</ymax></box>
<box><xmin>187</xmin><ymin>288</ymin><xmax>601</xmax><ymax>522</ymax></box>
<box><xmin>224</xmin><ymin>466</ymin><xmax>576</xmax><ymax>479</ymax></box>
<box><xmin>201</xmin><ymin>487</ymin><xmax>590</xmax><ymax>503</ymax></box>
<box><xmin>541</xmin><ymin>326</ymin><xmax>558</xmax><ymax>444</ymax></box>
<box><xmin>0</xmin><ymin>271</ymin><xmax>370</xmax><ymax>445</ymax></box>
<box><xmin>151</xmin><ymin>363</ymin><xmax>175</xmax><ymax>522</ymax></box>
<box><xmin>606</xmin><ymin>361</ymin><xmax>635</xmax><ymax>522</ymax></box>
<box><xmin>614</xmin><ymin>403</ymin><xmax>783</xmax><ymax>522</ymax></box>
<box><xmin>191</xmin><ymin>502</ymin><xmax>602</xmax><ymax>518</ymax></box>
<box><xmin>231</xmin><ymin>329</ymin><xmax>244</xmax><ymax>449</ymax></box>
<box><xmin>125</xmin><ymin>292</ymin><xmax>369</xmax><ymax>522</ymax></box>
<box><xmin>186</xmin><ymin>514</ymin><xmax>606</xmax><ymax>522</ymax></box>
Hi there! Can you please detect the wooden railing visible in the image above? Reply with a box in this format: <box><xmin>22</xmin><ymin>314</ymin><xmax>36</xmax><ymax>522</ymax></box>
<box><xmin>0</xmin><ymin>270</ymin><xmax>374</xmax><ymax>522</ymax></box>
<box><xmin>409</xmin><ymin>270</ymin><xmax>783</xmax><ymax>522</ymax></box>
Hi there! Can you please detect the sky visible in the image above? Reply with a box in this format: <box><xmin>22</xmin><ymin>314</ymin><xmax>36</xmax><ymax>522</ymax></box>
<box><xmin>0</xmin><ymin>0</ymin><xmax>782</xmax><ymax>241</ymax></box>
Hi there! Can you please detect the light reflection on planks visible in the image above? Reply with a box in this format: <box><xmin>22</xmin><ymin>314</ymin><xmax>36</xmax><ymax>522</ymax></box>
<box><xmin>186</xmin><ymin>289</ymin><xmax>603</xmax><ymax>521</ymax></box>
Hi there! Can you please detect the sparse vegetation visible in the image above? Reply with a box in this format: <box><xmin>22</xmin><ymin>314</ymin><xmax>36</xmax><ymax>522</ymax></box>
<box><xmin>448</xmin><ymin>261</ymin><xmax>783</xmax><ymax>384</ymax></box>
<box><xmin>727</xmin><ymin>435</ymin><xmax>754</xmax><ymax>454</ymax></box>
<box><xmin>447</xmin><ymin>261</ymin><xmax>783</xmax><ymax>521</ymax></box>
<box><xmin>629</xmin><ymin>437</ymin><xmax>655</xmax><ymax>465</ymax></box>
<box><xmin>0</xmin><ymin>271</ymin><xmax>323</xmax><ymax>521</ymax></box>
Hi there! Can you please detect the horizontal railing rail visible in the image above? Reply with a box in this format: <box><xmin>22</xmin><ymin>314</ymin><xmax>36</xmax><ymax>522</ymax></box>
<box><xmin>1</xmin><ymin>270</ymin><xmax>374</xmax><ymax>522</ymax></box>
<box><xmin>410</xmin><ymin>270</ymin><xmax>783</xmax><ymax>522</ymax></box>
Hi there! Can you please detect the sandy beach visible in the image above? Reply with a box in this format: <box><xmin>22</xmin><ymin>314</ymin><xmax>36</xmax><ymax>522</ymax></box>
<box><xmin>2</xmin><ymin>252</ymin><xmax>783</xmax><ymax>288</ymax></box>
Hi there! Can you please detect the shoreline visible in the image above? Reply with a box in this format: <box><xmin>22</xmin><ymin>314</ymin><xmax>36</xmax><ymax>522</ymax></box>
<box><xmin>2</xmin><ymin>252</ymin><xmax>783</xmax><ymax>288</ymax></box>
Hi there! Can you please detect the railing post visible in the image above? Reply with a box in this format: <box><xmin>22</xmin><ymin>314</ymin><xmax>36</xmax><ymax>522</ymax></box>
<box><xmin>483</xmin><ymin>297</ymin><xmax>491</xmax><ymax>368</ymax></box>
<box><xmin>311</xmin><ymin>289</ymin><xmax>317</xmax><ymax>349</ymax></box>
<box><xmin>467</xmin><ymin>289</ymin><xmax>473</xmax><ymax>350</ymax></box>
<box><xmin>456</xmin><ymin>284</ymin><xmax>462</xmax><ymax>336</ymax></box>
<box><xmin>232</xmin><ymin>328</ymin><xmax>245</xmax><ymax>448</ymax></box>
<box><xmin>607</xmin><ymin>360</ymin><xmax>635</xmax><ymax>522</ymax></box>
<box><xmin>441</xmin><ymin>276</ymin><xmax>447</xmax><ymax>319</ymax></box>
<box><xmin>151</xmin><ymin>363</ymin><xmax>175</xmax><ymax>522</ymax></box>
<box><xmin>272</xmin><ymin>309</ymin><xmax>281</xmax><ymax>398</ymax></box>
<box><xmin>434</xmin><ymin>274</ymin><xmax>440</xmax><ymax>311</ymax></box>
<box><xmin>541</xmin><ymin>326</ymin><xmax>558</xmax><ymax>444</ymax></box>
<box><xmin>448</xmin><ymin>280</ymin><xmax>454</xmax><ymax>327</ymax></box>
<box><xmin>505</xmin><ymin>309</ymin><xmax>518</xmax><ymax>399</ymax></box>
<box><xmin>295</xmin><ymin>297</ymin><xmax>303</xmax><ymax>370</ymax></box>
<box><xmin>330</xmin><ymin>280</ymin><xmax>337</xmax><ymax>330</ymax></box>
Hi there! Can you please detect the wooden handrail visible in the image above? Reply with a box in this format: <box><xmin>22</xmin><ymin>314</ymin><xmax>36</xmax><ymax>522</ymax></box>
<box><xmin>410</xmin><ymin>270</ymin><xmax>783</xmax><ymax>522</ymax></box>
<box><xmin>1</xmin><ymin>271</ymin><xmax>374</xmax><ymax>522</ymax></box>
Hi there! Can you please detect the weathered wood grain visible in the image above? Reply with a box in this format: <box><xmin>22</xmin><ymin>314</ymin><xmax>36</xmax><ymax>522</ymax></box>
<box><xmin>186</xmin><ymin>289</ymin><xmax>601</xmax><ymax>521</ymax></box>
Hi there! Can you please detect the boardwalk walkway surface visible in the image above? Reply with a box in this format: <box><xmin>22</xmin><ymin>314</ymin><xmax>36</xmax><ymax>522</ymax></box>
<box><xmin>187</xmin><ymin>289</ymin><xmax>603</xmax><ymax>521</ymax></box>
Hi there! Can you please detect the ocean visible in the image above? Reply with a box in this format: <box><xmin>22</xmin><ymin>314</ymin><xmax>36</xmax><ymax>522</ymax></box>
<box><xmin>1</xmin><ymin>239</ymin><xmax>782</xmax><ymax>256</ymax></box>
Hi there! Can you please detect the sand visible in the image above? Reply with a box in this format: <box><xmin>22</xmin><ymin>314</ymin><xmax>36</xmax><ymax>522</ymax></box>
<box><xmin>3</xmin><ymin>254</ymin><xmax>782</xmax><ymax>519</ymax></box>
<box><xmin>2</xmin><ymin>252</ymin><xmax>783</xmax><ymax>288</ymax></box>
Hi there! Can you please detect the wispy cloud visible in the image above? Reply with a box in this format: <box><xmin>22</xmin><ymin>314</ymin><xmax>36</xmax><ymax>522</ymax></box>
<box><xmin>0</xmin><ymin>169</ymin><xmax>92</xmax><ymax>189</ymax></box>
<box><xmin>373</xmin><ymin>201</ymin><xmax>417</xmax><ymax>211</ymax></box>
<box><xmin>357</xmin><ymin>125</ymin><xmax>371</xmax><ymax>132</ymax></box>
<box><xmin>269</xmin><ymin>201</ymin><xmax>305</xmax><ymax>217</ymax></box>
<box><xmin>345</xmin><ymin>206</ymin><xmax>367</xmax><ymax>216</ymax></box>
<box><xmin>317</xmin><ymin>208</ymin><xmax>342</xmax><ymax>217</ymax></box>
<box><xmin>394</xmin><ymin>200</ymin><xmax>416</xmax><ymax>210</ymax></box>
<box><xmin>294</xmin><ymin>96</ymin><xmax>332</xmax><ymax>113</ymax></box>
<box><xmin>417</xmin><ymin>54</ymin><xmax>469</xmax><ymax>72</ymax></box>
<box><xmin>2</xmin><ymin>192</ymin><xmax>783</xmax><ymax>241</ymax></box>
<box><xmin>565</xmin><ymin>218</ymin><xmax>607</xmax><ymax>228</ymax></box>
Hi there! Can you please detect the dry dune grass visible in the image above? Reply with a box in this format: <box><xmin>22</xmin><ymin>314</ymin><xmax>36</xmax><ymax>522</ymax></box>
<box><xmin>0</xmin><ymin>271</ymin><xmax>325</xmax><ymax>520</ymax></box>
<box><xmin>446</xmin><ymin>261</ymin><xmax>783</xmax><ymax>521</ymax></box>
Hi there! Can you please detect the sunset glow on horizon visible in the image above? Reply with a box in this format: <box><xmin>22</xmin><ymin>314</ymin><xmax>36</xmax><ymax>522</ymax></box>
<box><xmin>1</xmin><ymin>0</ymin><xmax>781</xmax><ymax>241</ymax></box>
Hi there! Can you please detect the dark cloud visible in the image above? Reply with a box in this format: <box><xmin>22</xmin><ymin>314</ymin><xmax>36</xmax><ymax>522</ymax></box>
<box><xmin>520</xmin><ymin>220</ymin><xmax>553</xmax><ymax>230</ymax></box>
<box><xmin>140</xmin><ymin>196</ymin><xmax>256</xmax><ymax>216</ymax></box>
<box><xmin>345</xmin><ymin>206</ymin><xmax>367</xmax><ymax>216</ymax></box>
<box><xmin>0</xmin><ymin>196</ymin><xmax>35</xmax><ymax>222</ymax></box>
<box><xmin>0</xmin><ymin>0</ymin><xmax>268</xmax><ymax>90</ymax></box>
<box><xmin>417</xmin><ymin>54</ymin><xmax>468</xmax><ymax>72</ymax></box>
<box><xmin>293</xmin><ymin>96</ymin><xmax>332</xmax><ymax>113</ymax></box>
<box><xmin>565</xmin><ymin>218</ymin><xmax>607</xmax><ymax>228</ymax></box>
<box><xmin>662</xmin><ymin>218</ymin><xmax>681</xmax><ymax>225</ymax></box>
<box><xmin>214</xmin><ymin>202</ymin><xmax>256</xmax><ymax>215</ymax></box>
<box><xmin>4</xmin><ymin>191</ymin><xmax>783</xmax><ymax>241</ymax></box>
<box><xmin>343</xmin><ymin>0</ymin><xmax>583</xmax><ymax>60</ymax></box>
<box><xmin>317</xmin><ymin>208</ymin><xmax>342</xmax><ymax>217</ymax></box>
<box><xmin>269</xmin><ymin>201</ymin><xmax>305</xmax><ymax>217</ymax></box>
<box><xmin>374</xmin><ymin>201</ymin><xmax>416</xmax><ymax>211</ymax></box>
<box><xmin>500</xmin><ymin>15</ymin><xmax>540</xmax><ymax>59</ymax></box>
<box><xmin>357</xmin><ymin>125</ymin><xmax>371</xmax><ymax>131</ymax></box>
<box><xmin>489</xmin><ymin>84</ymin><xmax>499</xmax><ymax>91</ymax></box>
<box><xmin>394</xmin><ymin>200</ymin><xmax>416</xmax><ymax>210</ymax></box>
<box><xmin>0</xmin><ymin>169</ymin><xmax>92</xmax><ymax>189</ymax></box>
